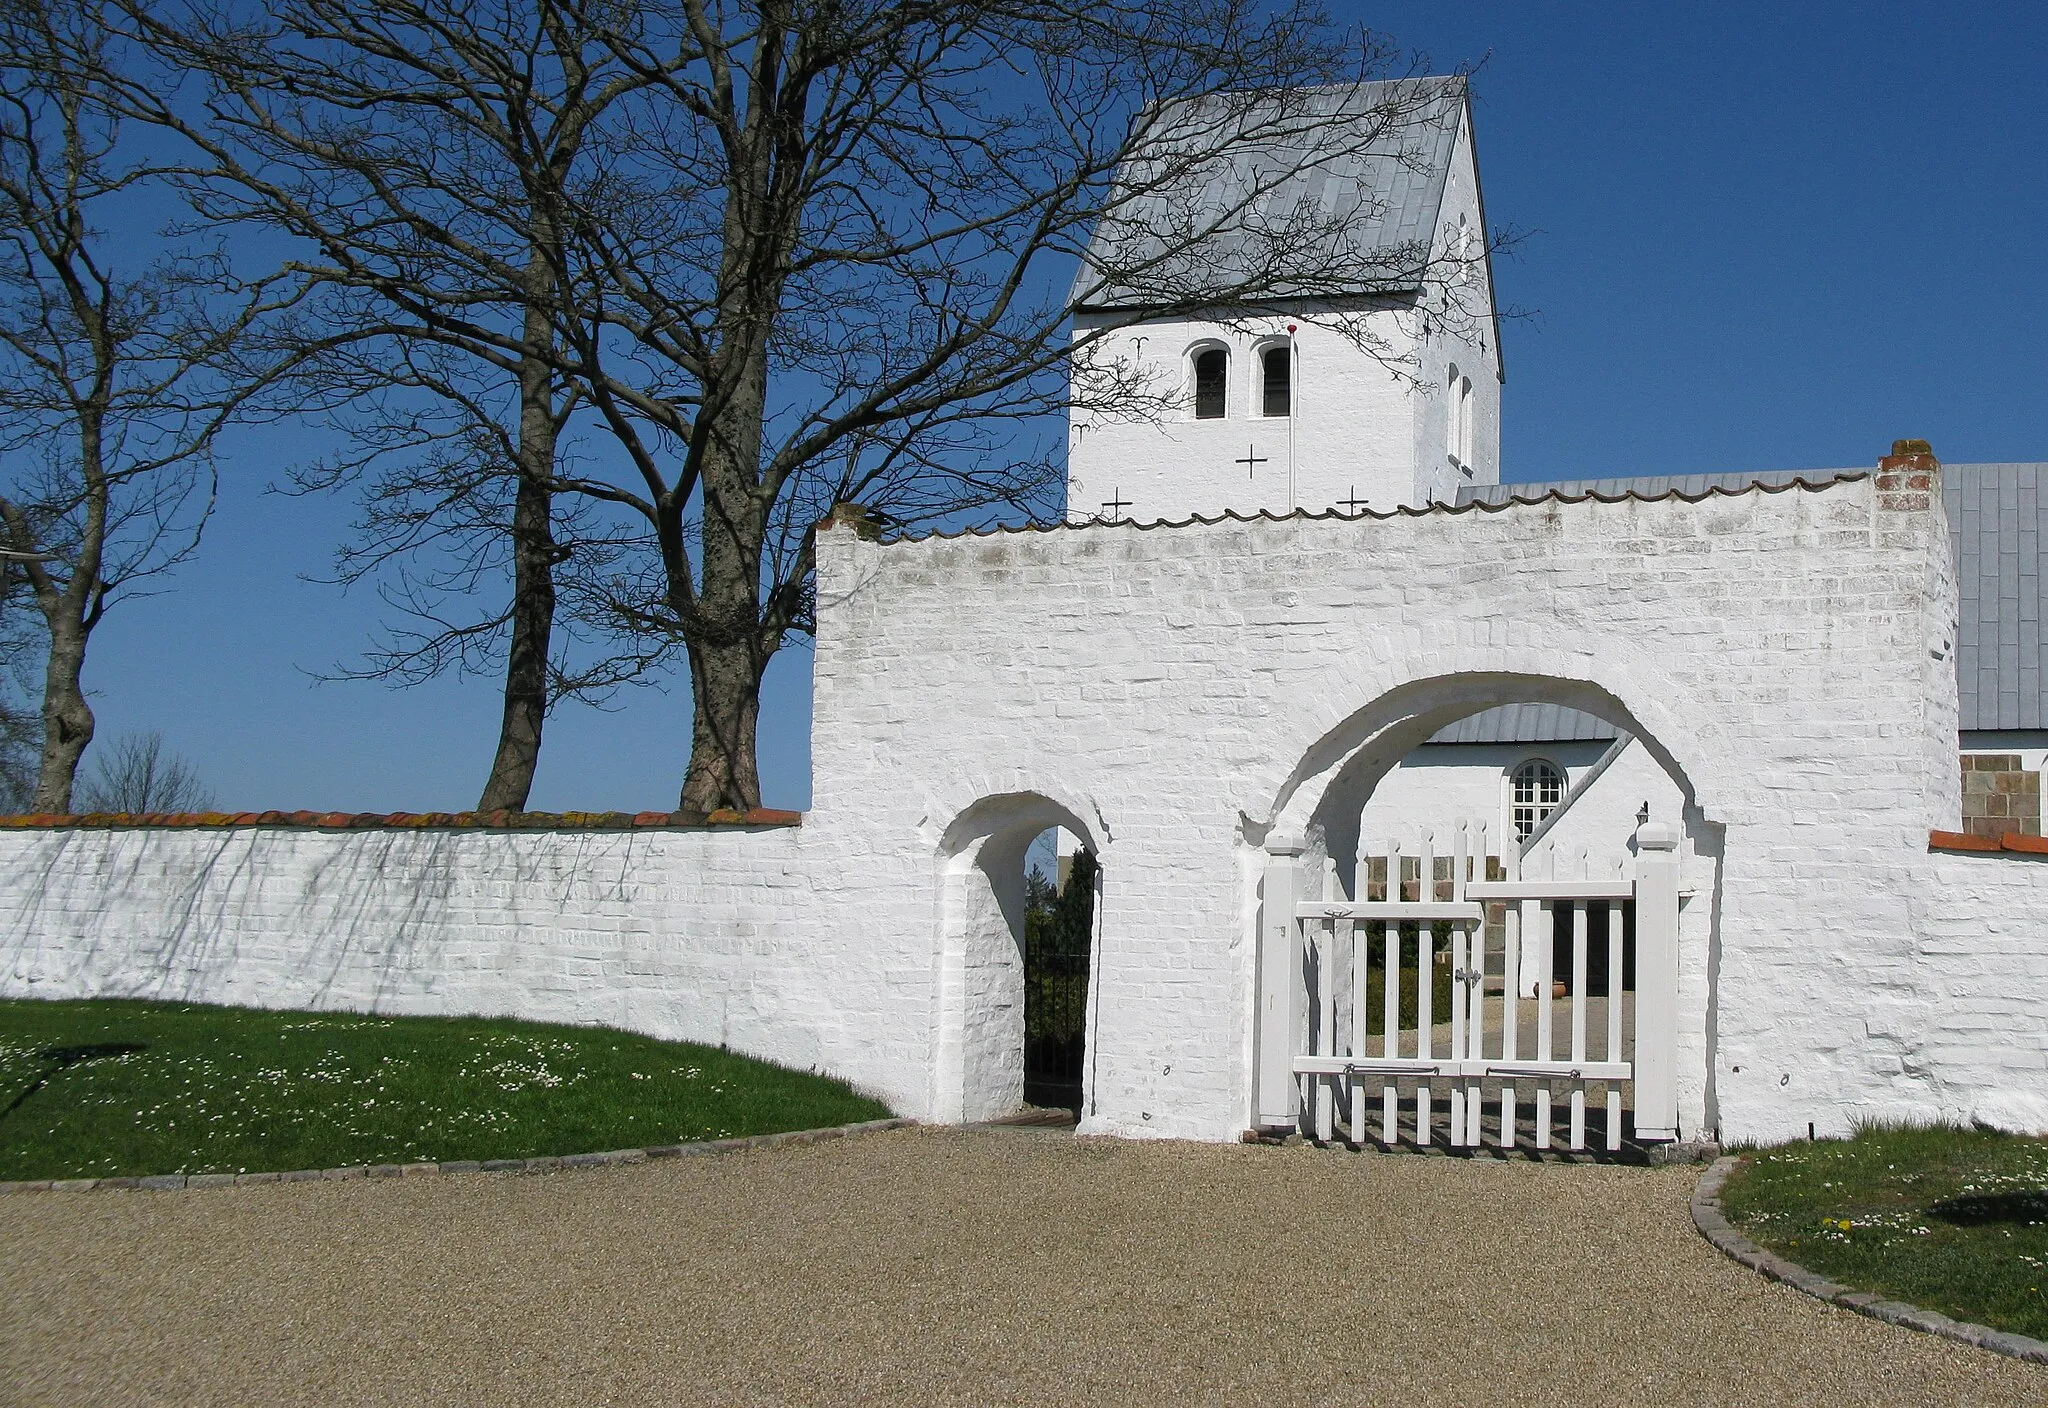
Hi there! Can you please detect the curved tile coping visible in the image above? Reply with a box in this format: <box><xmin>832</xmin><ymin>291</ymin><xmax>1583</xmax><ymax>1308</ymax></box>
<box><xmin>1930</xmin><ymin>829</ymin><xmax>2048</xmax><ymax>858</ymax></box>
<box><xmin>0</xmin><ymin>1117</ymin><xmax>912</xmax><ymax>1193</ymax></box>
<box><xmin>843</xmin><ymin>471</ymin><xmax>1874</xmax><ymax>545</ymax></box>
<box><xmin>1692</xmin><ymin>1155</ymin><xmax>2048</xmax><ymax>1365</ymax></box>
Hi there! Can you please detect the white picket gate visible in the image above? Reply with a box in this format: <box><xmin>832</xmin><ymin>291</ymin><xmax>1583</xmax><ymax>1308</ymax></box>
<box><xmin>1256</xmin><ymin>818</ymin><xmax>1681</xmax><ymax>1151</ymax></box>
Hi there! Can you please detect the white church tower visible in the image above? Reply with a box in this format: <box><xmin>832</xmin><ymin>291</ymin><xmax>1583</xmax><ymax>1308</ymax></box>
<box><xmin>1067</xmin><ymin>77</ymin><xmax>1500</xmax><ymax>522</ymax></box>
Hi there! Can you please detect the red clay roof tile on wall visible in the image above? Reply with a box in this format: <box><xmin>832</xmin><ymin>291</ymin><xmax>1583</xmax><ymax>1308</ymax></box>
<box><xmin>1929</xmin><ymin>829</ymin><xmax>2048</xmax><ymax>856</ymax></box>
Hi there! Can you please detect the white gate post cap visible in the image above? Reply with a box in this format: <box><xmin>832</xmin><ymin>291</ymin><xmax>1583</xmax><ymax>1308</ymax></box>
<box><xmin>1636</xmin><ymin>821</ymin><xmax>1681</xmax><ymax>852</ymax></box>
<box><xmin>1265</xmin><ymin>833</ymin><xmax>1308</xmax><ymax>857</ymax></box>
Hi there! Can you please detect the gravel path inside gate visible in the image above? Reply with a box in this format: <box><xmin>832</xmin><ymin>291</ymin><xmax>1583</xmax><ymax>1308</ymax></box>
<box><xmin>5</xmin><ymin>1125</ymin><xmax>2043</xmax><ymax>1406</ymax></box>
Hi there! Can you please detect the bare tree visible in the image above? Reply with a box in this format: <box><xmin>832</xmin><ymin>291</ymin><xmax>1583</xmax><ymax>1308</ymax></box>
<box><xmin>0</xmin><ymin>0</ymin><xmax>301</xmax><ymax>811</ymax></box>
<box><xmin>129</xmin><ymin>0</ymin><xmax>1499</xmax><ymax>813</ymax></box>
<box><xmin>73</xmin><ymin>727</ymin><xmax>214</xmax><ymax>812</ymax></box>
<box><xmin>110</xmin><ymin>0</ymin><xmax>683</xmax><ymax>811</ymax></box>
<box><xmin>556</xmin><ymin>2</ymin><xmax>1494</xmax><ymax>811</ymax></box>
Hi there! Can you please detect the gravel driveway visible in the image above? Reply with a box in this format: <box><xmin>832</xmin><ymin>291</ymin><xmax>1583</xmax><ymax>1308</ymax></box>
<box><xmin>3</xmin><ymin>1125</ymin><xmax>2042</xmax><ymax>1406</ymax></box>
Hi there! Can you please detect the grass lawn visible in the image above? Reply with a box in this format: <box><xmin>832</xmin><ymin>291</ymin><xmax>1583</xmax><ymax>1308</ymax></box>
<box><xmin>0</xmin><ymin>998</ymin><xmax>890</xmax><ymax>1181</ymax></box>
<box><xmin>1720</xmin><ymin>1124</ymin><xmax>2048</xmax><ymax>1340</ymax></box>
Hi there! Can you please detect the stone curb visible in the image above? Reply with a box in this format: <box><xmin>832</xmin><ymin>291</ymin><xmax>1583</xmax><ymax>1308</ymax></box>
<box><xmin>0</xmin><ymin>1117</ymin><xmax>912</xmax><ymax>1194</ymax></box>
<box><xmin>1691</xmin><ymin>1154</ymin><xmax>2048</xmax><ymax>1365</ymax></box>
<box><xmin>1239</xmin><ymin>1131</ymin><xmax>1721</xmax><ymax>1167</ymax></box>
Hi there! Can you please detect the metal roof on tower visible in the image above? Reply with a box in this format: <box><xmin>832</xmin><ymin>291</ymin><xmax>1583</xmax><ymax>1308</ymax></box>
<box><xmin>1070</xmin><ymin>76</ymin><xmax>1468</xmax><ymax>312</ymax></box>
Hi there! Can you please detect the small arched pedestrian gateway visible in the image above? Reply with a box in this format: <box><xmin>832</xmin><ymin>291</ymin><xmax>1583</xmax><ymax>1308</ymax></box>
<box><xmin>932</xmin><ymin>792</ymin><xmax>1101</xmax><ymax>1123</ymax></box>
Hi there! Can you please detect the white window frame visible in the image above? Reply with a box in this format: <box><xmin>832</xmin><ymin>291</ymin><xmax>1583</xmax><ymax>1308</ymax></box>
<box><xmin>1187</xmin><ymin>340</ymin><xmax>1230</xmax><ymax>421</ymax></box>
<box><xmin>1444</xmin><ymin>364</ymin><xmax>1475</xmax><ymax>474</ymax></box>
<box><xmin>1506</xmin><ymin>756</ymin><xmax>1567</xmax><ymax>844</ymax></box>
<box><xmin>1252</xmin><ymin>337</ymin><xmax>1292</xmax><ymax>419</ymax></box>
<box><xmin>1446</xmin><ymin>362</ymin><xmax>1463</xmax><ymax>467</ymax></box>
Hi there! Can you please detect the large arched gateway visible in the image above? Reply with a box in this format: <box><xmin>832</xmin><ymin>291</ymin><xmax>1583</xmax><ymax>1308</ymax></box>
<box><xmin>1250</xmin><ymin>673</ymin><xmax>1715</xmax><ymax>1152</ymax></box>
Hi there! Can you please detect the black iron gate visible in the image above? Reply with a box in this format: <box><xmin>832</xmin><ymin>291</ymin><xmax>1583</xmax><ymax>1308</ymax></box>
<box><xmin>1023</xmin><ymin>850</ymin><xmax>1094</xmax><ymax>1111</ymax></box>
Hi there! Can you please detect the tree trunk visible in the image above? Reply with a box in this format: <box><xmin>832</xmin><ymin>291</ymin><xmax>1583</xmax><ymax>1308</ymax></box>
<box><xmin>475</xmin><ymin>333</ymin><xmax>560</xmax><ymax>812</ymax></box>
<box><xmin>674</xmin><ymin>344</ymin><xmax>774</xmax><ymax>813</ymax></box>
<box><xmin>24</xmin><ymin>397</ymin><xmax>108</xmax><ymax>815</ymax></box>
<box><xmin>476</xmin><ymin>468</ymin><xmax>556</xmax><ymax>811</ymax></box>
<box><xmin>670</xmin><ymin>59</ymin><xmax>802</xmax><ymax>814</ymax></box>
<box><xmin>679</xmin><ymin>632</ymin><xmax>768</xmax><ymax>813</ymax></box>
<box><xmin>30</xmin><ymin>618</ymin><xmax>94</xmax><ymax>813</ymax></box>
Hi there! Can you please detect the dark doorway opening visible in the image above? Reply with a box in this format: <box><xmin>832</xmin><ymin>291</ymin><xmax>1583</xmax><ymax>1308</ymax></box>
<box><xmin>1023</xmin><ymin>847</ymin><xmax>1094</xmax><ymax>1112</ymax></box>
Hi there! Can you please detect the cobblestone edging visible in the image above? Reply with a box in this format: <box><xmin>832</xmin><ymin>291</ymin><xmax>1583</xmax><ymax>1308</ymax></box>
<box><xmin>0</xmin><ymin>1117</ymin><xmax>912</xmax><ymax>1194</ymax></box>
<box><xmin>1239</xmin><ymin>1131</ymin><xmax>1722</xmax><ymax>1166</ymax></box>
<box><xmin>1692</xmin><ymin>1155</ymin><xmax>2048</xmax><ymax>1365</ymax></box>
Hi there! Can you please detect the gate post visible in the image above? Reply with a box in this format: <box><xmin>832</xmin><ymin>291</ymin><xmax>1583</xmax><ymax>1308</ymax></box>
<box><xmin>1257</xmin><ymin>836</ymin><xmax>1306</xmax><ymax>1131</ymax></box>
<box><xmin>1633</xmin><ymin>819</ymin><xmax>1682</xmax><ymax>1142</ymax></box>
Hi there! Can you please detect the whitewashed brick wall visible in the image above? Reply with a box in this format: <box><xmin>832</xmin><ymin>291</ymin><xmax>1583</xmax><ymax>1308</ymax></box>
<box><xmin>1066</xmin><ymin>307</ymin><xmax>1428</xmax><ymax>525</ymax></box>
<box><xmin>1912</xmin><ymin>851</ymin><xmax>2048</xmax><ymax>1131</ymax></box>
<box><xmin>811</xmin><ymin>471</ymin><xmax>1975</xmax><ymax>1146</ymax></box>
<box><xmin>5</xmin><ymin>465</ymin><xmax>2030</xmax><ymax>1149</ymax></box>
<box><xmin>1355</xmin><ymin>739</ymin><xmax>1684</xmax><ymax>869</ymax></box>
<box><xmin>0</xmin><ymin>823</ymin><xmax>936</xmax><ymax>1118</ymax></box>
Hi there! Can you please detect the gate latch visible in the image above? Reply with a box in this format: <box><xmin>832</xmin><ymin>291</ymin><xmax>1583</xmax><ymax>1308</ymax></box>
<box><xmin>1452</xmin><ymin>967</ymin><xmax>1483</xmax><ymax>989</ymax></box>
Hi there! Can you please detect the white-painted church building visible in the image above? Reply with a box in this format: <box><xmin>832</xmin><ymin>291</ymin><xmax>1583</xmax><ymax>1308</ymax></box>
<box><xmin>4</xmin><ymin>77</ymin><xmax>2047</xmax><ymax>1157</ymax></box>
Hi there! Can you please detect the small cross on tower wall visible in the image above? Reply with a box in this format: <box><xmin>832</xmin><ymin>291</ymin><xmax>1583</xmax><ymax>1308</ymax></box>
<box><xmin>1235</xmin><ymin>445</ymin><xmax>1269</xmax><ymax>478</ymax></box>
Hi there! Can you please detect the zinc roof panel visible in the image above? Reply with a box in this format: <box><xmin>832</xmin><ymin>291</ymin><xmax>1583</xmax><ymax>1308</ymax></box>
<box><xmin>1424</xmin><ymin>703</ymin><xmax>1619</xmax><ymax>745</ymax></box>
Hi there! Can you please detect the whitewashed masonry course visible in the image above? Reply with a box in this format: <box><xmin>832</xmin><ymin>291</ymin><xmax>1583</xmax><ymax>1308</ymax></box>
<box><xmin>4</xmin><ymin>460</ymin><xmax>2044</xmax><ymax>1147</ymax></box>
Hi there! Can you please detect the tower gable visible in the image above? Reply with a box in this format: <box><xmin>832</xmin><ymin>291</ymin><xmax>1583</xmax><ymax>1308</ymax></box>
<box><xmin>1066</xmin><ymin>80</ymin><xmax>1500</xmax><ymax>523</ymax></box>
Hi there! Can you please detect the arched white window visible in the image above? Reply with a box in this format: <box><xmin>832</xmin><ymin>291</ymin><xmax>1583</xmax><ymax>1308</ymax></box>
<box><xmin>1191</xmin><ymin>345</ymin><xmax>1228</xmax><ymax>420</ymax></box>
<box><xmin>1509</xmin><ymin>758</ymin><xmax>1565</xmax><ymax>842</ymax></box>
<box><xmin>1260</xmin><ymin>344</ymin><xmax>1290</xmax><ymax>417</ymax></box>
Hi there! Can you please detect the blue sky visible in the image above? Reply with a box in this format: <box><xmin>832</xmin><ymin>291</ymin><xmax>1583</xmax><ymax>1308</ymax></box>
<box><xmin>62</xmin><ymin>1</ymin><xmax>2048</xmax><ymax>813</ymax></box>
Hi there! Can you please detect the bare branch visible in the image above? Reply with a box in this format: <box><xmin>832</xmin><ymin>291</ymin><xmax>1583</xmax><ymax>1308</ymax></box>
<box><xmin>0</xmin><ymin>0</ymin><xmax>305</xmax><ymax>809</ymax></box>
